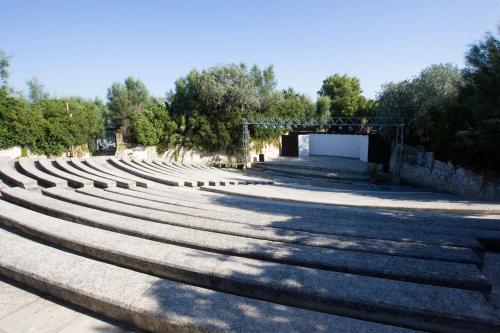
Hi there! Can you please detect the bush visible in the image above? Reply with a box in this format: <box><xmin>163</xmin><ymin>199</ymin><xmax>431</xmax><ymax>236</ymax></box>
<box><xmin>0</xmin><ymin>90</ymin><xmax>103</xmax><ymax>156</ymax></box>
<box><xmin>130</xmin><ymin>102</ymin><xmax>170</xmax><ymax>146</ymax></box>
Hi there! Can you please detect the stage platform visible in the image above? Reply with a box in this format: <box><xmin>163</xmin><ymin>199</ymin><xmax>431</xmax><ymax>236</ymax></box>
<box><xmin>258</xmin><ymin>156</ymin><xmax>371</xmax><ymax>174</ymax></box>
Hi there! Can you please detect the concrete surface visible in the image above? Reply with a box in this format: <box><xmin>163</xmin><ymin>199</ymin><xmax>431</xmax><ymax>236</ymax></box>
<box><xmin>0</xmin><ymin>188</ymin><xmax>488</xmax><ymax>292</ymax></box>
<box><xmin>0</xmin><ymin>228</ymin><xmax>420</xmax><ymax>333</ymax></box>
<box><xmin>54</xmin><ymin>158</ymin><xmax>116</xmax><ymax>188</ymax></box>
<box><xmin>201</xmin><ymin>184</ymin><xmax>500</xmax><ymax>214</ymax></box>
<box><xmin>39</xmin><ymin>187</ymin><xmax>481</xmax><ymax>264</ymax></box>
<box><xmin>0</xmin><ymin>278</ymin><xmax>134</xmax><ymax>333</ymax></box>
<box><xmin>17</xmin><ymin>158</ymin><xmax>67</xmax><ymax>188</ymax></box>
<box><xmin>37</xmin><ymin>158</ymin><xmax>93</xmax><ymax>189</ymax></box>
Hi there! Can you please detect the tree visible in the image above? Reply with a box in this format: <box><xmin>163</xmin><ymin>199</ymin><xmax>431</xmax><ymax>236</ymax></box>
<box><xmin>0</xmin><ymin>89</ymin><xmax>43</xmax><ymax>149</ymax></box>
<box><xmin>450</xmin><ymin>26</ymin><xmax>500</xmax><ymax>171</ymax></box>
<box><xmin>463</xmin><ymin>27</ymin><xmax>500</xmax><ymax>121</ymax></box>
<box><xmin>315</xmin><ymin>95</ymin><xmax>331</xmax><ymax>123</ymax></box>
<box><xmin>318</xmin><ymin>74</ymin><xmax>366</xmax><ymax>116</ymax></box>
<box><xmin>26</xmin><ymin>77</ymin><xmax>50</xmax><ymax>103</ymax></box>
<box><xmin>356</xmin><ymin>97</ymin><xmax>378</xmax><ymax>117</ymax></box>
<box><xmin>0</xmin><ymin>51</ymin><xmax>9</xmax><ymax>84</ymax></box>
<box><xmin>377</xmin><ymin>64</ymin><xmax>465</xmax><ymax>144</ymax></box>
<box><xmin>272</xmin><ymin>88</ymin><xmax>314</xmax><ymax>118</ymax></box>
<box><xmin>130</xmin><ymin>100</ymin><xmax>170</xmax><ymax>146</ymax></box>
<box><xmin>30</xmin><ymin>98</ymin><xmax>103</xmax><ymax>155</ymax></box>
<box><xmin>107</xmin><ymin>77</ymin><xmax>151</xmax><ymax>139</ymax></box>
<box><xmin>0</xmin><ymin>50</ymin><xmax>10</xmax><ymax>91</ymax></box>
<box><xmin>167</xmin><ymin>63</ymin><xmax>284</xmax><ymax>155</ymax></box>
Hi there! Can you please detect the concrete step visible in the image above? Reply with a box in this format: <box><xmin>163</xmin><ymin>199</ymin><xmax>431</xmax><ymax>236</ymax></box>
<box><xmin>200</xmin><ymin>185</ymin><xmax>500</xmax><ymax>214</ymax></box>
<box><xmin>37</xmin><ymin>157</ymin><xmax>93</xmax><ymax>188</ymax></box>
<box><xmin>152</xmin><ymin>160</ymin><xmax>230</xmax><ymax>185</ymax></box>
<box><xmin>54</xmin><ymin>158</ymin><xmax>116</xmax><ymax>188</ymax></box>
<box><xmin>48</xmin><ymin>186</ymin><xmax>482</xmax><ymax>265</ymax></box>
<box><xmin>0</xmin><ymin>158</ymin><xmax>37</xmax><ymax>190</ymax></box>
<box><xmin>254</xmin><ymin>163</ymin><xmax>370</xmax><ymax>181</ymax></box>
<box><xmin>143</xmin><ymin>160</ymin><xmax>223</xmax><ymax>186</ymax></box>
<box><xmin>83</xmin><ymin>157</ymin><xmax>153</xmax><ymax>188</ymax></box>
<box><xmin>137</xmin><ymin>182</ymin><xmax>500</xmax><ymax>237</ymax></box>
<box><xmin>169</xmin><ymin>161</ymin><xmax>261</xmax><ymax>184</ymax></box>
<box><xmin>257</xmin><ymin>161</ymin><xmax>369</xmax><ymax>175</ymax></box>
<box><xmin>0</xmin><ymin>277</ymin><xmax>134</xmax><ymax>333</ymax></box>
<box><xmin>121</xmin><ymin>157</ymin><xmax>195</xmax><ymax>186</ymax></box>
<box><xmin>2</xmin><ymin>187</ymin><xmax>487</xmax><ymax>292</ymax></box>
<box><xmin>0</xmin><ymin>229</ymin><xmax>418</xmax><ymax>333</ymax></box>
<box><xmin>107</xmin><ymin>157</ymin><xmax>182</xmax><ymax>186</ymax></box>
<box><xmin>0</xmin><ymin>200</ymin><xmax>497</xmax><ymax>332</ymax></box>
<box><xmin>131</xmin><ymin>159</ymin><xmax>206</xmax><ymax>186</ymax></box>
<box><xmin>17</xmin><ymin>158</ymin><xmax>68</xmax><ymax>188</ymax></box>
<box><xmin>185</xmin><ymin>162</ymin><xmax>274</xmax><ymax>184</ymax></box>
<box><xmin>114</xmin><ymin>186</ymin><xmax>484</xmax><ymax>250</ymax></box>
<box><xmin>68</xmin><ymin>158</ymin><xmax>136</xmax><ymax>189</ymax></box>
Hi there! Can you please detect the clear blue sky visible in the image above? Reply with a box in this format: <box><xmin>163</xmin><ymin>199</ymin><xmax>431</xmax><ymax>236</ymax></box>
<box><xmin>2</xmin><ymin>0</ymin><xmax>499</xmax><ymax>100</ymax></box>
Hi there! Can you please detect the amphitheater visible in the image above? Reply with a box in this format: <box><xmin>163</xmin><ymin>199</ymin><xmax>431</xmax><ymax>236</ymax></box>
<box><xmin>1</xmin><ymin>155</ymin><xmax>500</xmax><ymax>333</ymax></box>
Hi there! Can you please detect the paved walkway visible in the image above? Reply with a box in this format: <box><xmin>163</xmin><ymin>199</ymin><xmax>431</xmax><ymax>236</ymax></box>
<box><xmin>263</xmin><ymin>156</ymin><xmax>370</xmax><ymax>173</ymax></box>
<box><xmin>0</xmin><ymin>278</ymin><xmax>134</xmax><ymax>333</ymax></box>
<box><xmin>202</xmin><ymin>183</ymin><xmax>500</xmax><ymax>214</ymax></box>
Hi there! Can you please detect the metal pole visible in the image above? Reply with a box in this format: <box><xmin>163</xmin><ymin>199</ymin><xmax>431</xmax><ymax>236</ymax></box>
<box><xmin>398</xmin><ymin>124</ymin><xmax>404</xmax><ymax>177</ymax></box>
<box><xmin>242</xmin><ymin>122</ymin><xmax>249</xmax><ymax>165</ymax></box>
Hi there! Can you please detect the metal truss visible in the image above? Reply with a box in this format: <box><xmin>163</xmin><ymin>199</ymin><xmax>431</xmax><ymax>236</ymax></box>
<box><xmin>242</xmin><ymin>116</ymin><xmax>404</xmax><ymax>128</ymax></box>
<box><xmin>241</xmin><ymin>116</ymin><xmax>405</xmax><ymax>178</ymax></box>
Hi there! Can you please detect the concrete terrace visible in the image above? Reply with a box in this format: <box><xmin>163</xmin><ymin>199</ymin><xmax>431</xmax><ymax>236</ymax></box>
<box><xmin>0</xmin><ymin>156</ymin><xmax>499</xmax><ymax>332</ymax></box>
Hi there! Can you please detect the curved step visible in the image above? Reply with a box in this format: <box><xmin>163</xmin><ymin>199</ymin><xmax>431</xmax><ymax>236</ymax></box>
<box><xmin>64</xmin><ymin>186</ymin><xmax>481</xmax><ymax>265</ymax></box>
<box><xmin>136</xmin><ymin>181</ymin><xmax>500</xmax><ymax>235</ymax></box>
<box><xmin>108</xmin><ymin>157</ymin><xmax>182</xmax><ymax>186</ymax></box>
<box><xmin>254</xmin><ymin>164</ymin><xmax>370</xmax><ymax>181</ymax></box>
<box><xmin>0</xmin><ymin>229</ymin><xmax>415</xmax><ymax>333</ymax></box>
<box><xmin>141</xmin><ymin>159</ymin><xmax>220</xmax><ymax>186</ymax></box>
<box><xmin>2</xmin><ymin>187</ymin><xmax>486</xmax><ymax>292</ymax></box>
<box><xmin>83</xmin><ymin>158</ymin><xmax>153</xmax><ymax>188</ymax></box>
<box><xmin>0</xmin><ymin>200</ymin><xmax>498</xmax><ymax>332</ymax></box>
<box><xmin>37</xmin><ymin>157</ymin><xmax>93</xmax><ymax>188</ymax></box>
<box><xmin>132</xmin><ymin>158</ymin><xmax>205</xmax><ymax>186</ymax></box>
<box><xmin>175</xmin><ymin>161</ymin><xmax>254</xmax><ymax>184</ymax></box>
<box><xmin>187</xmin><ymin>162</ymin><xmax>274</xmax><ymax>184</ymax></box>
<box><xmin>0</xmin><ymin>278</ymin><xmax>129</xmax><ymax>332</ymax></box>
<box><xmin>17</xmin><ymin>158</ymin><xmax>67</xmax><ymax>188</ymax></box>
<box><xmin>69</xmin><ymin>158</ymin><xmax>135</xmax><ymax>189</ymax></box>
<box><xmin>0</xmin><ymin>158</ymin><xmax>37</xmax><ymax>189</ymax></box>
<box><xmin>125</xmin><ymin>186</ymin><xmax>483</xmax><ymax>250</ymax></box>
<box><xmin>200</xmin><ymin>185</ymin><xmax>500</xmax><ymax>214</ymax></box>
<box><xmin>54</xmin><ymin>158</ymin><xmax>116</xmax><ymax>188</ymax></box>
<box><xmin>168</xmin><ymin>161</ymin><xmax>248</xmax><ymax>184</ymax></box>
<box><xmin>153</xmin><ymin>160</ymin><xmax>232</xmax><ymax>186</ymax></box>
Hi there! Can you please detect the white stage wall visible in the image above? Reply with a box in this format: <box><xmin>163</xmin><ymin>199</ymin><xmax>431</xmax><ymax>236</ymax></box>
<box><xmin>303</xmin><ymin>134</ymin><xmax>368</xmax><ymax>161</ymax></box>
<box><xmin>298</xmin><ymin>135</ymin><xmax>310</xmax><ymax>157</ymax></box>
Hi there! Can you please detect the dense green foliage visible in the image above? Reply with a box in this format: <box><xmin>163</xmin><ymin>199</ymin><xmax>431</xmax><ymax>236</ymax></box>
<box><xmin>164</xmin><ymin>64</ymin><xmax>311</xmax><ymax>155</ymax></box>
<box><xmin>318</xmin><ymin>73</ymin><xmax>377</xmax><ymax>117</ymax></box>
<box><xmin>129</xmin><ymin>101</ymin><xmax>170</xmax><ymax>146</ymax></box>
<box><xmin>0</xmin><ymin>51</ymin><xmax>9</xmax><ymax>86</ymax></box>
<box><xmin>377</xmin><ymin>64</ymin><xmax>465</xmax><ymax>143</ymax></box>
<box><xmin>27</xmin><ymin>77</ymin><xmax>50</xmax><ymax>103</ymax></box>
<box><xmin>377</xmin><ymin>27</ymin><xmax>500</xmax><ymax>171</ymax></box>
<box><xmin>106</xmin><ymin>77</ymin><xmax>174</xmax><ymax>146</ymax></box>
<box><xmin>315</xmin><ymin>95</ymin><xmax>331</xmax><ymax>123</ymax></box>
<box><xmin>0</xmin><ymin>89</ymin><xmax>40</xmax><ymax>149</ymax></box>
<box><xmin>0</xmin><ymin>87</ymin><xmax>103</xmax><ymax>155</ymax></box>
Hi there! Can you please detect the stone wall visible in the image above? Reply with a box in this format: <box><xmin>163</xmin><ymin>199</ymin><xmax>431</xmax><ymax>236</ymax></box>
<box><xmin>0</xmin><ymin>147</ymin><xmax>22</xmax><ymax>159</ymax></box>
<box><xmin>115</xmin><ymin>140</ymin><xmax>281</xmax><ymax>166</ymax></box>
<box><xmin>248</xmin><ymin>139</ymin><xmax>281</xmax><ymax>162</ymax></box>
<box><xmin>393</xmin><ymin>145</ymin><xmax>500</xmax><ymax>200</ymax></box>
<box><xmin>0</xmin><ymin>146</ymin><xmax>90</xmax><ymax>159</ymax></box>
